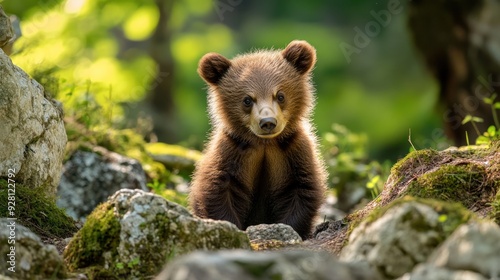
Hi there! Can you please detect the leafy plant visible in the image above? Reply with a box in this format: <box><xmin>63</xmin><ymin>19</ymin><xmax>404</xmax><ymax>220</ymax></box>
<box><xmin>462</xmin><ymin>93</ymin><xmax>500</xmax><ymax>145</ymax></box>
<box><xmin>321</xmin><ymin>124</ymin><xmax>390</xmax><ymax>212</ymax></box>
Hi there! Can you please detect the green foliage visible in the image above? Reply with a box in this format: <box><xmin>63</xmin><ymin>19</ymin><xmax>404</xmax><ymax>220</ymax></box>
<box><xmin>147</xmin><ymin>179</ymin><xmax>188</xmax><ymax>207</ymax></box>
<box><xmin>322</xmin><ymin>124</ymin><xmax>390</xmax><ymax>210</ymax></box>
<box><xmin>0</xmin><ymin>179</ymin><xmax>77</xmax><ymax>238</ymax></box>
<box><xmin>462</xmin><ymin>93</ymin><xmax>500</xmax><ymax>145</ymax></box>
<box><xmin>3</xmin><ymin>0</ymin><xmax>443</xmax><ymax>159</ymax></box>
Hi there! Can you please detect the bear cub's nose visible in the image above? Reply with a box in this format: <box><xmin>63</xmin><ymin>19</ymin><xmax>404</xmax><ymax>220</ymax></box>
<box><xmin>259</xmin><ymin>117</ymin><xmax>277</xmax><ymax>132</ymax></box>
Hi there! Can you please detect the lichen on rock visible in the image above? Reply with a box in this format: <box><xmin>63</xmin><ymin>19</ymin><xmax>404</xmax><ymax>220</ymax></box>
<box><xmin>0</xmin><ymin>47</ymin><xmax>66</xmax><ymax>195</ymax></box>
<box><xmin>57</xmin><ymin>147</ymin><xmax>148</xmax><ymax>221</ymax></box>
<box><xmin>64</xmin><ymin>189</ymin><xmax>250</xmax><ymax>279</ymax></box>
<box><xmin>339</xmin><ymin>197</ymin><xmax>474</xmax><ymax>279</ymax></box>
<box><xmin>0</xmin><ymin>218</ymin><xmax>67</xmax><ymax>280</ymax></box>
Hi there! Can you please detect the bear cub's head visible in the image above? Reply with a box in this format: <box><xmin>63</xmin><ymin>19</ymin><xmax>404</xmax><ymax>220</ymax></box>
<box><xmin>198</xmin><ymin>40</ymin><xmax>316</xmax><ymax>140</ymax></box>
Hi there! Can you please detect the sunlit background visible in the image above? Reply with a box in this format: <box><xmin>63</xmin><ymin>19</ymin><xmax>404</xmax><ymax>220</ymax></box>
<box><xmin>2</xmin><ymin>0</ymin><xmax>444</xmax><ymax>161</ymax></box>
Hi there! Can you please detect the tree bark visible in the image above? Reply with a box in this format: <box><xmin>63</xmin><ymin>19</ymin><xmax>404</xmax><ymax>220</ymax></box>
<box><xmin>408</xmin><ymin>0</ymin><xmax>500</xmax><ymax>146</ymax></box>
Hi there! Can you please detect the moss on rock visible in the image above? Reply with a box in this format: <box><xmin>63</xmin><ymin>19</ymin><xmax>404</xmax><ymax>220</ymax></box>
<box><xmin>63</xmin><ymin>202</ymin><xmax>120</xmax><ymax>271</ymax></box>
<box><xmin>64</xmin><ymin>189</ymin><xmax>250</xmax><ymax>279</ymax></box>
<box><xmin>0</xmin><ymin>179</ymin><xmax>77</xmax><ymax>239</ymax></box>
<box><xmin>365</xmin><ymin>196</ymin><xmax>474</xmax><ymax>237</ymax></box>
<box><xmin>311</xmin><ymin>142</ymin><xmax>500</xmax><ymax>255</ymax></box>
<box><xmin>407</xmin><ymin>163</ymin><xmax>487</xmax><ymax>207</ymax></box>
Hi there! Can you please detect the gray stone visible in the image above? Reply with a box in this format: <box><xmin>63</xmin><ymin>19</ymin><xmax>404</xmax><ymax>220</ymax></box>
<box><xmin>64</xmin><ymin>189</ymin><xmax>250</xmax><ymax>279</ymax></box>
<box><xmin>246</xmin><ymin>223</ymin><xmax>302</xmax><ymax>243</ymax></box>
<box><xmin>0</xmin><ymin>7</ymin><xmax>13</xmax><ymax>48</ymax></box>
<box><xmin>398</xmin><ymin>264</ymin><xmax>487</xmax><ymax>280</ymax></box>
<box><xmin>428</xmin><ymin>221</ymin><xmax>500</xmax><ymax>278</ymax></box>
<box><xmin>0</xmin><ymin>218</ymin><xmax>66</xmax><ymax>279</ymax></box>
<box><xmin>340</xmin><ymin>201</ymin><xmax>444</xmax><ymax>279</ymax></box>
<box><xmin>57</xmin><ymin>148</ymin><xmax>148</xmax><ymax>221</ymax></box>
<box><xmin>0</xmin><ymin>48</ymin><xmax>66</xmax><ymax>194</ymax></box>
<box><xmin>155</xmin><ymin>250</ymin><xmax>381</xmax><ymax>280</ymax></box>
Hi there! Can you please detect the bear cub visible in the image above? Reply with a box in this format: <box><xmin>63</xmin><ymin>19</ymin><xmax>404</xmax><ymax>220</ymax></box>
<box><xmin>189</xmin><ymin>40</ymin><xmax>327</xmax><ymax>239</ymax></box>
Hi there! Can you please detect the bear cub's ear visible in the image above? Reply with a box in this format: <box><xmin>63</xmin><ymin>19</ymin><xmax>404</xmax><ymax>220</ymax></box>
<box><xmin>282</xmin><ymin>40</ymin><xmax>316</xmax><ymax>75</ymax></box>
<box><xmin>198</xmin><ymin>53</ymin><xmax>232</xmax><ymax>85</ymax></box>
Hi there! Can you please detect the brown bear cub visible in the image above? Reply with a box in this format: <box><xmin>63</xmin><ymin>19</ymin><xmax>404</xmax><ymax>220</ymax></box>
<box><xmin>189</xmin><ymin>40</ymin><xmax>327</xmax><ymax>239</ymax></box>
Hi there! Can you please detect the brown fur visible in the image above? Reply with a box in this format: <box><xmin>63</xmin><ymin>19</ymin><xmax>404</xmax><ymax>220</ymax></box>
<box><xmin>189</xmin><ymin>40</ymin><xmax>327</xmax><ymax>239</ymax></box>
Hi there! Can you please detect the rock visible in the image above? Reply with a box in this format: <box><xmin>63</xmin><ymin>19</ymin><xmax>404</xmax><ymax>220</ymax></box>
<box><xmin>0</xmin><ymin>48</ymin><xmax>66</xmax><ymax>194</ymax></box>
<box><xmin>427</xmin><ymin>221</ymin><xmax>500</xmax><ymax>278</ymax></box>
<box><xmin>0</xmin><ymin>7</ymin><xmax>13</xmax><ymax>48</ymax></box>
<box><xmin>339</xmin><ymin>198</ymin><xmax>473</xmax><ymax>279</ymax></box>
<box><xmin>57</xmin><ymin>147</ymin><xmax>148</xmax><ymax>221</ymax></box>
<box><xmin>246</xmin><ymin>223</ymin><xmax>303</xmax><ymax>251</ymax></box>
<box><xmin>311</xmin><ymin>144</ymin><xmax>500</xmax><ymax>255</ymax></box>
<box><xmin>0</xmin><ymin>218</ymin><xmax>67</xmax><ymax>279</ymax></box>
<box><xmin>0</xmin><ymin>7</ymin><xmax>20</xmax><ymax>55</ymax></box>
<box><xmin>145</xmin><ymin>142</ymin><xmax>202</xmax><ymax>173</ymax></box>
<box><xmin>64</xmin><ymin>189</ymin><xmax>250</xmax><ymax>279</ymax></box>
<box><xmin>398</xmin><ymin>264</ymin><xmax>487</xmax><ymax>280</ymax></box>
<box><xmin>246</xmin><ymin>223</ymin><xmax>302</xmax><ymax>243</ymax></box>
<box><xmin>155</xmin><ymin>250</ymin><xmax>381</xmax><ymax>280</ymax></box>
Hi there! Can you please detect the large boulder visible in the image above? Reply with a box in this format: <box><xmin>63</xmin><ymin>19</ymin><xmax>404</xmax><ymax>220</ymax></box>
<box><xmin>0</xmin><ymin>49</ymin><xmax>66</xmax><ymax>194</ymax></box>
<box><xmin>400</xmin><ymin>221</ymin><xmax>500</xmax><ymax>279</ymax></box>
<box><xmin>311</xmin><ymin>144</ymin><xmax>500</xmax><ymax>255</ymax></box>
<box><xmin>57</xmin><ymin>148</ymin><xmax>148</xmax><ymax>221</ymax></box>
<box><xmin>155</xmin><ymin>250</ymin><xmax>381</xmax><ymax>280</ymax></box>
<box><xmin>339</xmin><ymin>198</ymin><xmax>473</xmax><ymax>279</ymax></box>
<box><xmin>64</xmin><ymin>189</ymin><xmax>250</xmax><ymax>279</ymax></box>
<box><xmin>0</xmin><ymin>218</ymin><xmax>67</xmax><ymax>279</ymax></box>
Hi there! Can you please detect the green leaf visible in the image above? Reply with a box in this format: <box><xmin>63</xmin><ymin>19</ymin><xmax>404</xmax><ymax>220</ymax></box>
<box><xmin>476</xmin><ymin>135</ymin><xmax>490</xmax><ymax>145</ymax></box>
<box><xmin>472</xmin><ymin>116</ymin><xmax>484</xmax><ymax>123</ymax></box>
<box><xmin>438</xmin><ymin>214</ymin><xmax>448</xmax><ymax>223</ymax></box>
<box><xmin>366</xmin><ymin>175</ymin><xmax>380</xmax><ymax>189</ymax></box>
<box><xmin>462</xmin><ymin>115</ymin><xmax>473</xmax><ymax>125</ymax></box>
<box><xmin>494</xmin><ymin>102</ymin><xmax>500</xmax><ymax>109</ymax></box>
<box><xmin>487</xmin><ymin>125</ymin><xmax>496</xmax><ymax>137</ymax></box>
<box><xmin>483</xmin><ymin>93</ymin><xmax>496</xmax><ymax>105</ymax></box>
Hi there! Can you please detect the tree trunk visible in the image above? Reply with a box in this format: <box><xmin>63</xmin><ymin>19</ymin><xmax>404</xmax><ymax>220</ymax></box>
<box><xmin>408</xmin><ymin>0</ymin><xmax>500</xmax><ymax>146</ymax></box>
<box><xmin>147</xmin><ymin>0</ymin><xmax>177</xmax><ymax>143</ymax></box>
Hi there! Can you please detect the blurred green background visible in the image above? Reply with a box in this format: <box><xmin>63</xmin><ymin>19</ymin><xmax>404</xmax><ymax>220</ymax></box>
<box><xmin>1</xmin><ymin>0</ymin><xmax>446</xmax><ymax>161</ymax></box>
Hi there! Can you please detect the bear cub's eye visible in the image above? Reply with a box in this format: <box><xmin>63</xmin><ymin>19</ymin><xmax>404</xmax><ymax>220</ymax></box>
<box><xmin>243</xmin><ymin>96</ymin><xmax>253</xmax><ymax>107</ymax></box>
<box><xmin>277</xmin><ymin>91</ymin><xmax>285</xmax><ymax>103</ymax></box>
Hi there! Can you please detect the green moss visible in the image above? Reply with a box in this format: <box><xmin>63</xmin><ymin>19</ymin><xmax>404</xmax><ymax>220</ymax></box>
<box><xmin>145</xmin><ymin>142</ymin><xmax>202</xmax><ymax>162</ymax></box>
<box><xmin>406</xmin><ymin>163</ymin><xmax>486</xmax><ymax>207</ymax></box>
<box><xmin>391</xmin><ymin>149</ymin><xmax>440</xmax><ymax>180</ymax></box>
<box><xmin>0</xmin><ymin>179</ymin><xmax>77</xmax><ymax>238</ymax></box>
<box><xmin>491</xmin><ymin>189</ymin><xmax>500</xmax><ymax>224</ymax></box>
<box><xmin>64</xmin><ymin>202</ymin><xmax>120</xmax><ymax>271</ymax></box>
<box><xmin>365</xmin><ymin>196</ymin><xmax>473</xmax><ymax>236</ymax></box>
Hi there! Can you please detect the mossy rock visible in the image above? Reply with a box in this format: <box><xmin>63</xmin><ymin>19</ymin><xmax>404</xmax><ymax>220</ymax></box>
<box><xmin>339</xmin><ymin>197</ymin><xmax>475</xmax><ymax>278</ymax></box>
<box><xmin>64</xmin><ymin>189</ymin><xmax>250</xmax><ymax>279</ymax></box>
<box><xmin>145</xmin><ymin>142</ymin><xmax>202</xmax><ymax>174</ymax></box>
<box><xmin>64</xmin><ymin>202</ymin><xmax>120</xmax><ymax>271</ymax></box>
<box><xmin>311</xmin><ymin>142</ymin><xmax>500</xmax><ymax>255</ymax></box>
<box><xmin>64</xmin><ymin>118</ymin><xmax>169</xmax><ymax>183</ymax></box>
<box><xmin>364</xmin><ymin>196</ymin><xmax>474</xmax><ymax>238</ymax></box>
<box><xmin>0</xmin><ymin>179</ymin><xmax>77</xmax><ymax>239</ymax></box>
